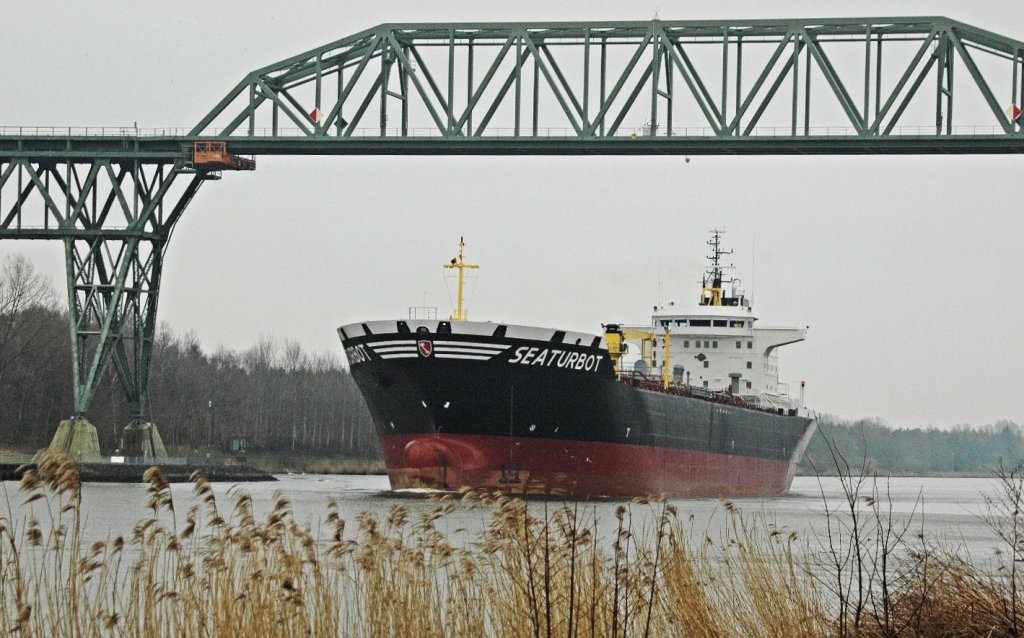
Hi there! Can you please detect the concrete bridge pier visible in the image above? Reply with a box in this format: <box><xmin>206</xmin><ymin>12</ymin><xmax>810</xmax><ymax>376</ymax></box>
<box><xmin>48</xmin><ymin>418</ymin><xmax>102</xmax><ymax>461</ymax></box>
<box><xmin>121</xmin><ymin>422</ymin><xmax>168</xmax><ymax>460</ymax></box>
<box><xmin>48</xmin><ymin>419</ymin><xmax>168</xmax><ymax>461</ymax></box>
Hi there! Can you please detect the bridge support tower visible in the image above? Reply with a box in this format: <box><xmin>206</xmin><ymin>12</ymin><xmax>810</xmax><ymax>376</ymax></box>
<box><xmin>1</xmin><ymin>154</ymin><xmax>208</xmax><ymax>456</ymax></box>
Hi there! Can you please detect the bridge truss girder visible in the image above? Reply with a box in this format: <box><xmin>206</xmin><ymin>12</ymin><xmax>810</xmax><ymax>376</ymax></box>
<box><xmin>0</xmin><ymin>158</ymin><xmax>204</xmax><ymax>420</ymax></box>
<box><xmin>3</xmin><ymin>16</ymin><xmax>1024</xmax><ymax>431</ymax></box>
<box><xmin>193</xmin><ymin>17</ymin><xmax>1024</xmax><ymax>145</ymax></box>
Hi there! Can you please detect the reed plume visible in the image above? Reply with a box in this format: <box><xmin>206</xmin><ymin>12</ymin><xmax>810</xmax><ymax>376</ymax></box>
<box><xmin>0</xmin><ymin>458</ymin><xmax>1020</xmax><ymax>637</ymax></box>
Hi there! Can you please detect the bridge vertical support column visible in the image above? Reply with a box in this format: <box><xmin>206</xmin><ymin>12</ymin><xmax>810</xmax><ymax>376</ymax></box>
<box><xmin>68</xmin><ymin>161</ymin><xmax>205</xmax><ymax>459</ymax></box>
<box><xmin>0</xmin><ymin>156</ymin><xmax>205</xmax><ymax>458</ymax></box>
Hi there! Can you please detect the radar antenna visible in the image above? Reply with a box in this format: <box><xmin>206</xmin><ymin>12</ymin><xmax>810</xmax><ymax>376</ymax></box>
<box><xmin>700</xmin><ymin>229</ymin><xmax>734</xmax><ymax>306</ymax></box>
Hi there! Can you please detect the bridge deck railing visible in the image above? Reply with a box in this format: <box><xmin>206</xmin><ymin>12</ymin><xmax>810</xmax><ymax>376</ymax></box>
<box><xmin>0</xmin><ymin>125</ymin><xmax>1014</xmax><ymax>139</ymax></box>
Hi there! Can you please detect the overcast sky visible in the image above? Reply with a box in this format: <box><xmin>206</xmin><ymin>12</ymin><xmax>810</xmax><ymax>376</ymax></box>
<box><xmin>2</xmin><ymin>1</ymin><xmax>1022</xmax><ymax>429</ymax></box>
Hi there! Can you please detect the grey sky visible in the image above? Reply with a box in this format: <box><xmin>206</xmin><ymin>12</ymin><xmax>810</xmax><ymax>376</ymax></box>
<box><xmin>1</xmin><ymin>1</ymin><xmax>1022</xmax><ymax>429</ymax></box>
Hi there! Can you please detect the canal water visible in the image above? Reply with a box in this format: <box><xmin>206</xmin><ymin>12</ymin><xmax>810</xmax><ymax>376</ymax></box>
<box><xmin>0</xmin><ymin>474</ymin><xmax>1009</xmax><ymax>562</ymax></box>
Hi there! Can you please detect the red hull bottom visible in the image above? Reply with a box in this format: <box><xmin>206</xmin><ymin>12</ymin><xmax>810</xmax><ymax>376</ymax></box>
<box><xmin>380</xmin><ymin>434</ymin><xmax>796</xmax><ymax>498</ymax></box>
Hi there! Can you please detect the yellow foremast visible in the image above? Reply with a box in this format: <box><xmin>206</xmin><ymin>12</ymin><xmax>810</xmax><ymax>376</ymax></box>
<box><xmin>443</xmin><ymin>237</ymin><xmax>479</xmax><ymax>321</ymax></box>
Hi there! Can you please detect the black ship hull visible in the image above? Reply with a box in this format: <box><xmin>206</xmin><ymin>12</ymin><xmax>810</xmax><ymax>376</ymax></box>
<box><xmin>340</xmin><ymin>320</ymin><xmax>816</xmax><ymax>498</ymax></box>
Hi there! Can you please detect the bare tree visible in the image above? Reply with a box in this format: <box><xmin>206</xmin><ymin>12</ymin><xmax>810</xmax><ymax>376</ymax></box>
<box><xmin>0</xmin><ymin>255</ymin><xmax>380</xmax><ymax>458</ymax></box>
<box><xmin>811</xmin><ymin>429</ymin><xmax>872</xmax><ymax>638</ymax></box>
<box><xmin>0</xmin><ymin>253</ymin><xmax>55</xmax><ymax>383</ymax></box>
<box><xmin>984</xmin><ymin>460</ymin><xmax>1024</xmax><ymax>635</ymax></box>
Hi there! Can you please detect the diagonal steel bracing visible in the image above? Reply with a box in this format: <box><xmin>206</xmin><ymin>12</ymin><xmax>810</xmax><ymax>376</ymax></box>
<box><xmin>3</xmin><ymin>18</ymin><xmax>1024</xmax><ymax>158</ymax></box>
<box><xmin>180</xmin><ymin>17</ymin><xmax>1024</xmax><ymax>149</ymax></box>
<box><xmin>0</xmin><ymin>158</ymin><xmax>205</xmax><ymax>420</ymax></box>
<box><xmin>3</xmin><ymin>16</ymin><xmax>1024</xmax><ymax>429</ymax></box>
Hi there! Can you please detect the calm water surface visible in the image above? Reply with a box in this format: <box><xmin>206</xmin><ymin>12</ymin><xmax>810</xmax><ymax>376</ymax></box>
<box><xmin>0</xmin><ymin>475</ymin><xmax>1008</xmax><ymax>559</ymax></box>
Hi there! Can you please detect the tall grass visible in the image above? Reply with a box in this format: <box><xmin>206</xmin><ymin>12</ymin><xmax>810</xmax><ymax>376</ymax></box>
<box><xmin>0</xmin><ymin>451</ymin><xmax>1021</xmax><ymax>637</ymax></box>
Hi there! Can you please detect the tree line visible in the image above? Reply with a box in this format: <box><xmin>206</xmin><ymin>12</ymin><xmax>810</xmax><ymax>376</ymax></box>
<box><xmin>0</xmin><ymin>254</ymin><xmax>377</xmax><ymax>457</ymax></box>
<box><xmin>801</xmin><ymin>414</ymin><xmax>1024</xmax><ymax>475</ymax></box>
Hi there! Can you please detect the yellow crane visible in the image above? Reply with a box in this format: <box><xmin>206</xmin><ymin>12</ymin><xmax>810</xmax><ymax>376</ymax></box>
<box><xmin>603</xmin><ymin>325</ymin><xmax>672</xmax><ymax>389</ymax></box>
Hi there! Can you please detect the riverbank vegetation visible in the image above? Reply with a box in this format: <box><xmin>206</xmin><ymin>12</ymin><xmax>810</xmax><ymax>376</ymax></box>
<box><xmin>2</xmin><ymin>450</ymin><xmax>1024</xmax><ymax>636</ymax></box>
<box><xmin>803</xmin><ymin>415</ymin><xmax>1024</xmax><ymax>476</ymax></box>
<box><xmin>0</xmin><ymin>254</ymin><xmax>377</xmax><ymax>462</ymax></box>
<box><xmin>245</xmin><ymin>452</ymin><xmax>387</xmax><ymax>475</ymax></box>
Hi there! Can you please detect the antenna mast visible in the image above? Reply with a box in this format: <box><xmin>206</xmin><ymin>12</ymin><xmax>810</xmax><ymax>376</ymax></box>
<box><xmin>700</xmin><ymin>229</ymin><xmax>733</xmax><ymax>306</ymax></box>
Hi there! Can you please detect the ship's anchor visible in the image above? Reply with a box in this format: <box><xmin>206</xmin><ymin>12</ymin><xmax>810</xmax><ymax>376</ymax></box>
<box><xmin>499</xmin><ymin>463</ymin><xmax>522</xmax><ymax>484</ymax></box>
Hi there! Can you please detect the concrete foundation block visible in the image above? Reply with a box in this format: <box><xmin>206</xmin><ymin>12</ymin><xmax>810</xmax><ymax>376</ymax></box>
<box><xmin>48</xmin><ymin>419</ymin><xmax>102</xmax><ymax>461</ymax></box>
<box><xmin>121</xmin><ymin>422</ymin><xmax>168</xmax><ymax>460</ymax></box>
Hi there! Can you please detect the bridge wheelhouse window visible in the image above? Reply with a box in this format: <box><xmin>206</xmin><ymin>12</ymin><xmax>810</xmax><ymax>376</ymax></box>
<box><xmin>730</xmin><ymin>321</ymin><xmax>745</xmax><ymax>328</ymax></box>
<box><xmin>689</xmin><ymin>319</ymin><xmax>711</xmax><ymax>327</ymax></box>
<box><xmin>713</xmin><ymin>320</ymin><xmax>727</xmax><ymax>327</ymax></box>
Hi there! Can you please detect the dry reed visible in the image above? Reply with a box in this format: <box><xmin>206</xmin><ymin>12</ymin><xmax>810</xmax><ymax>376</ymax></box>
<box><xmin>0</xmin><ymin>451</ymin><xmax>1020</xmax><ymax>637</ymax></box>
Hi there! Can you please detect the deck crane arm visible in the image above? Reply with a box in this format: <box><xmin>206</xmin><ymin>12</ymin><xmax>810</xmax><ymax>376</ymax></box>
<box><xmin>603</xmin><ymin>325</ymin><xmax>672</xmax><ymax>389</ymax></box>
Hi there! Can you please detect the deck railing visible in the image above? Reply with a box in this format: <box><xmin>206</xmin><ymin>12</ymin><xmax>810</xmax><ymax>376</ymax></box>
<box><xmin>0</xmin><ymin>124</ymin><xmax>1011</xmax><ymax>139</ymax></box>
<box><xmin>616</xmin><ymin>371</ymin><xmax>797</xmax><ymax>416</ymax></box>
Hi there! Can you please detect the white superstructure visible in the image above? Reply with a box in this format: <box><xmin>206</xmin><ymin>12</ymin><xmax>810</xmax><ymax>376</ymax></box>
<box><xmin>614</xmin><ymin>230</ymin><xmax>806</xmax><ymax>410</ymax></box>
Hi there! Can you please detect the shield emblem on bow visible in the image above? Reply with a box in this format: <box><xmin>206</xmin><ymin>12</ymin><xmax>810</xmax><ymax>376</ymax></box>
<box><xmin>417</xmin><ymin>340</ymin><xmax>433</xmax><ymax>358</ymax></box>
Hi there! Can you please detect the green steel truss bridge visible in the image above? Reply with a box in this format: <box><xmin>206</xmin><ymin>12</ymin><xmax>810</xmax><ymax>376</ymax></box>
<box><xmin>2</xmin><ymin>17</ymin><xmax>1024</xmax><ymax>439</ymax></box>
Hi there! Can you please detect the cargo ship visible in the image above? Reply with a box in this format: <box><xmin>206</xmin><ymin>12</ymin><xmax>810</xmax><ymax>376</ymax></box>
<box><xmin>339</xmin><ymin>233</ymin><xmax>816</xmax><ymax>497</ymax></box>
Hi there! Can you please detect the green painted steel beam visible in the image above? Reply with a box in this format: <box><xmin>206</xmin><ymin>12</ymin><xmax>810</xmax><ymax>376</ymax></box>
<box><xmin>0</xmin><ymin>156</ymin><xmax>204</xmax><ymax>421</ymax></box>
<box><xmin>180</xmin><ymin>17</ymin><xmax>1024</xmax><ymax>153</ymax></box>
<box><xmin>204</xmin><ymin>135</ymin><xmax>1024</xmax><ymax>154</ymax></box>
<box><xmin>6</xmin><ymin>134</ymin><xmax>1022</xmax><ymax>161</ymax></box>
<box><xmin>6</xmin><ymin>16</ymin><xmax>1024</xmax><ymax>162</ymax></box>
<box><xmin>0</xmin><ymin>229</ymin><xmax>164</xmax><ymax>240</ymax></box>
<box><xmin>0</xmin><ymin>136</ymin><xmax>188</xmax><ymax>162</ymax></box>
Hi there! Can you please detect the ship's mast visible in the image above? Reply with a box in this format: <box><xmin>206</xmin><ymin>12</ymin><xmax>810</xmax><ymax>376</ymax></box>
<box><xmin>443</xmin><ymin>237</ymin><xmax>479</xmax><ymax>321</ymax></box>
<box><xmin>700</xmin><ymin>229</ymin><xmax>733</xmax><ymax>306</ymax></box>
